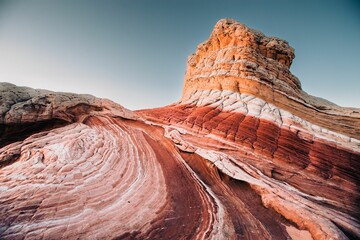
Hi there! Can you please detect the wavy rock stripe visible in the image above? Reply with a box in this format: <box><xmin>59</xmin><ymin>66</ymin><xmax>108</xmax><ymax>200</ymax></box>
<box><xmin>166</xmin><ymin>127</ymin><xmax>359</xmax><ymax>239</ymax></box>
<box><xmin>0</xmin><ymin>87</ymin><xmax>313</xmax><ymax>239</ymax></box>
<box><xmin>139</xmin><ymin>89</ymin><xmax>360</xmax><ymax>239</ymax></box>
<box><xmin>0</xmin><ymin>115</ymin><xmax>169</xmax><ymax>239</ymax></box>
<box><xmin>0</xmin><ymin>112</ymin><xmax>297</xmax><ymax>239</ymax></box>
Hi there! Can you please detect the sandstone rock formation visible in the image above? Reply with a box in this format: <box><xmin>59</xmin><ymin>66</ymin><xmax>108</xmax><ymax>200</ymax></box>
<box><xmin>1</xmin><ymin>19</ymin><xmax>359</xmax><ymax>240</ymax></box>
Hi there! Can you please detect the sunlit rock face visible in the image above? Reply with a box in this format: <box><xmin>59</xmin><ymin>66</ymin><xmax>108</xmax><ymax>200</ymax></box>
<box><xmin>1</xmin><ymin>19</ymin><xmax>360</xmax><ymax>240</ymax></box>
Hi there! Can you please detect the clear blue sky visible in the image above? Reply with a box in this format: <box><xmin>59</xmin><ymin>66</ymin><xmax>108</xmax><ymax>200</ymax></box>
<box><xmin>0</xmin><ymin>0</ymin><xmax>359</xmax><ymax>109</ymax></box>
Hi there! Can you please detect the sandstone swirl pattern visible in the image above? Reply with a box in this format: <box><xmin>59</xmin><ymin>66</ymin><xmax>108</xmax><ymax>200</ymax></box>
<box><xmin>1</xmin><ymin>19</ymin><xmax>360</xmax><ymax>240</ymax></box>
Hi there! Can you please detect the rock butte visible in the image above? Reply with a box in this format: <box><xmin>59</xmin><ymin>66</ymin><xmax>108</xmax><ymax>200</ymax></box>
<box><xmin>1</xmin><ymin>19</ymin><xmax>359</xmax><ymax>240</ymax></box>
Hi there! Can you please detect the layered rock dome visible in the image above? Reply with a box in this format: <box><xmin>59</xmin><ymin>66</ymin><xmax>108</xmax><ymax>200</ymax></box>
<box><xmin>184</xmin><ymin>18</ymin><xmax>299</xmax><ymax>95</ymax></box>
<box><xmin>1</xmin><ymin>19</ymin><xmax>359</xmax><ymax>240</ymax></box>
<box><xmin>182</xmin><ymin>19</ymin><xmax>360</xmax><ymax>139</ymax></box>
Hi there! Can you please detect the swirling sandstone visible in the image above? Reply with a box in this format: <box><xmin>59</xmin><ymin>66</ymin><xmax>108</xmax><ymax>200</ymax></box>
<box><xmin>1</xmin><ymin>19</ymin><xmax>359</xmax><ymax>240</ymax></box>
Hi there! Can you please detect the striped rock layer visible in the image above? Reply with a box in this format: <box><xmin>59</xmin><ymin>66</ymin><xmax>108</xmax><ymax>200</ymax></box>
<box><xmin>1</xmin><ymin>19</ymin><xmax>359</xmax><ymax>240</ymax></box>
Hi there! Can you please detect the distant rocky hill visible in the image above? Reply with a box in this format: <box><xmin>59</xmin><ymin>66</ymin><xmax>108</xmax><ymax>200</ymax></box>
<box><xmin>1</xmin><ymin>19</ymin><xmax>359</xmax><ymax>240</ymax></box>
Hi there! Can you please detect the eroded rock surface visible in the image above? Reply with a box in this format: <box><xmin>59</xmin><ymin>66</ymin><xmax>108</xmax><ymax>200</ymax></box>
<box><xmin>1</xmin><ymin>19</ymin><xmax>359</xmax><ymax>240</ymax></box>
